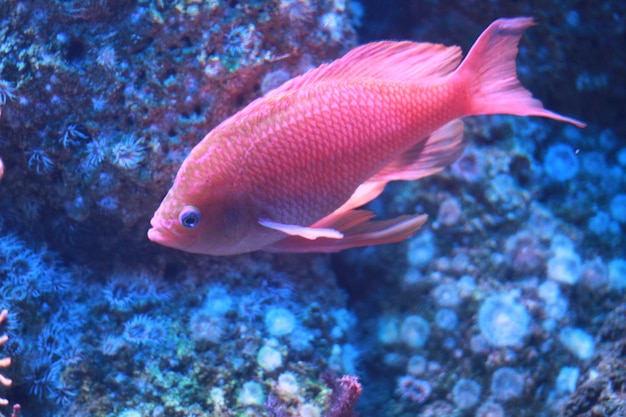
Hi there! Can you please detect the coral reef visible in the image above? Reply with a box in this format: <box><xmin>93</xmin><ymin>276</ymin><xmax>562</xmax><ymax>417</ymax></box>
<box><xmin>561</xmin><ymin>303</ymin><xmax>626</xmax><ymax>417</ymax></box>
<box><xmin>0</xmin><ymin>0</ymin><xmax>358</xmax><ymax>260</ymax></box>
<box><xmin>330</xmin><ymin>4</ymin><xmax>624</xmax><ymax>415</ymax></box>
<box><xmin>0</xmin><ymin>228</ymin><xmax>357</xmax><ymax>416</ymax></box>
<box><xmin>0</xmin><ymin>0</ymin><xmax>623</xmax><ymax>417</ymax></box>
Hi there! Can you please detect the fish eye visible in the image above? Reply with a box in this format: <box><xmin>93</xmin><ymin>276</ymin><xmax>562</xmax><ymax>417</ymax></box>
<box><xmin>179</xmin><ymin>206</ymin><xmax>201</xmax><ymax>228</ymax></box>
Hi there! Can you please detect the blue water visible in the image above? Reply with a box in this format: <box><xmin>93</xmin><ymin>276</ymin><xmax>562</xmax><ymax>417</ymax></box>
<box><xmin>0</xmin><ymin>1</ymin><xmax>623</xmax><ymax>416</ymax></box>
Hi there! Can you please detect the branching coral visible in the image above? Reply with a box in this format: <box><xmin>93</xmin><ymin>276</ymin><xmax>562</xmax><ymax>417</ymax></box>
<box><xmin>322</xmin><ymin>374</ymin><xmax>362</xmax><ymax>417</ymax></box>
<box><xmin>0</xmin><ymin>309</ymin><xmax>19</xmax><ymax>417</ymax></box>
<box><xmin>0</xmin><ymin>310</ymin><xmax>11</xmax><ymax>406</ymax></box>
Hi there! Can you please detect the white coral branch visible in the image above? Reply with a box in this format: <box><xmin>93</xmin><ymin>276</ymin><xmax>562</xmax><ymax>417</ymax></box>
<box><xmin>0</xmin><ymin>309</ymin><xmax>12</xmax><ymax>406</ymax></box>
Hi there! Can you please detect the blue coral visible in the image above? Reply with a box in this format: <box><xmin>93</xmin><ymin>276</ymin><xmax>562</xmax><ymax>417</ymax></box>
<box><xmin>103</xmin><ymin>274</ymin><xmax>139</xmax><ymax>312</ymax></box>
<box><xmin>25</xmin><ymin>355</ymin><xmax>62</xmax><ymax>400</ymax></box>
<box><xmin>26</xmin><ymin>149</ymin><xmax>54</xmax><ymax>174</ymax></box>
<box><xmin>452</xmin><ymin>378</ymin><xmax>482</xmax><ymax>410</ymax></box>
<box><xmin>478</xmin><ymin>294</ymin><xmax>530</xmax><ymax>348</ymax></box>
<box><xmin>543</xmin><ymin>143</ymin><xmax>580</xmax><ymax>181</ymax></box>
<box><xmin>490</xmin><ymin>367</ymin><xmax>525</xmax><ymax>402</ymax></box>
<box><xmin>123</xmin><ymin>314</ymin><xmax>162</xmax><ymax>346</ymax></box>
<box><xmin>0</xmin><ymin>80</ymin><xmax>16</xmax><ymax>105</ymax></box>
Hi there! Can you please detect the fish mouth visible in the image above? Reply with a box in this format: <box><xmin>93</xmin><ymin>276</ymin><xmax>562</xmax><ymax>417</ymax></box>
<box><xmin>147</xmin><ymin>217</ymin><xmax>174</xmax><ymax>245</ymax></box>
<box><xmin>147</xmin><ymin>216</ymin><xmax>160</xmax><ymax>242</ymax></box>
<box><xmin>147</xmin><ymin>226</ymin><xmax>163</xmax><ymax>244</ymax></box>
<box><xmin>147</xmin><ymin>226</ymin><xmax>184</xmax><ymax>251</ymax></box>
<box><xmin>147</xmin><ymin>219</ymin><xmax>194</xmax><ymax>251</ymax></box>
<box><xmin>147</xmin><ymin>226</ymin><xmax>177</xmax><ymax>249</ymax></box>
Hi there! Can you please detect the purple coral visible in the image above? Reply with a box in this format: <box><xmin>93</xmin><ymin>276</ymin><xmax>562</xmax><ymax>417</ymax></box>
<box><xmin>322</xmin><ymin>373</ymin><xmax>362</xmax><ymax>417</ymax></box>
<box><xmin>504</xmin><ymin>230</ymin><xmax>546</xmax><ymax>275</ymax></box>
<box><xmin>396</xmin><ymin>376</ymin><xmax>432</xmax><ymax>404</ymax></box>
<box><xmin>436</xmin><ymin>196</ymin><xmax>463</xmax><ymax>227</ymax></box>
<box><xmin>265</xmin><ymin>394</ymin><xmax>291</xmax><ymax>417</ymax></box>
<box><xmin>451</xmin><ymin>147</ymin><xmax>484</xmax><ymax>183</ymax></box>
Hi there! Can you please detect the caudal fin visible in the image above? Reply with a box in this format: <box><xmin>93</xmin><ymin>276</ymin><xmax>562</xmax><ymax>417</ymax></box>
<box><xmin>455</xmin><ymin>17</ymin><xmax>585</xmax><ymax>127</ymax></box>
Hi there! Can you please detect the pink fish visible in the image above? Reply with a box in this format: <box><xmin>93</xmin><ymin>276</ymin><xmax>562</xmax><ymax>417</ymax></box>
<box><xmin>148</xmin><ymin>17</ymin><xmax>584</xmax><ymax>256</ymax></box>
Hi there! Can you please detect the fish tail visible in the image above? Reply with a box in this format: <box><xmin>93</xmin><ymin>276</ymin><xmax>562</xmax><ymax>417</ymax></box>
<box><xmin>456</xmin><ymin>17</ymin><xmax>585</xmax><ymax>127</ymax></box>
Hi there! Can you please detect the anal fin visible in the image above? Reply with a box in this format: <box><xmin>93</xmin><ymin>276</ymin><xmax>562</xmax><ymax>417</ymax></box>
<box><xmin>265</xmin><ymin>211</ymin><xmax>427</xmax><ymax>253</ymax></box>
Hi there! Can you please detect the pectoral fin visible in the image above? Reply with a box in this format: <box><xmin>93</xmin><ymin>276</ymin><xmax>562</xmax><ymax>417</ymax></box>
<box><xmin>259</xmin><ymin>218</ymin><xmax>344</xmax><ymax>240</ymax></box>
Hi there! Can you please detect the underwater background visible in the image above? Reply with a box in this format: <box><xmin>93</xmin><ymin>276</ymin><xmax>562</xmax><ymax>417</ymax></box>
<box><xmin>0</xmin><ymin>0</ymin><xmax>624</xmax><ymax>416</ymax></box>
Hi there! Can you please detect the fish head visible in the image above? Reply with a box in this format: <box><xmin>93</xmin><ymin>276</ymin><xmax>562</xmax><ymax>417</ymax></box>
<box><xmin>147</xmin><ymin>176</ymin><xmax>258</xmax><ymax>255</ymax></box>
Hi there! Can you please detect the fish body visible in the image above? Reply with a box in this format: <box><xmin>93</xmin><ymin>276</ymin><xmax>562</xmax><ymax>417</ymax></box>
<box><xmin>148</xmin><ymin>17</ymin><xmax>584</xmax><ymax>255</ymax></box>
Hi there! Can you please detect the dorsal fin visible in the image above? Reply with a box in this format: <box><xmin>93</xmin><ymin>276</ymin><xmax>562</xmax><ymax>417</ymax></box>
<box><xmin>267</xmin><ymin>41</ymin><xmax>463</xmax><ymax>96</ymax></box>
<box><xmin>232</xmin><ymin>41</ymin><xmax>463</xmax><ymax>124</ymax></box>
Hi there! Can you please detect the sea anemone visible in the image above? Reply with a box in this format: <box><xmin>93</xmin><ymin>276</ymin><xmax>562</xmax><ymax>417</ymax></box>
<box><xmin>96</xmin><ymin>45</ymin><xmax>118</xmax><ymax>69</ymax></box>
<box><xmin>399</xmin><ymin>315</ymin><xmax>431</xmax><ymax>349</ymax></box>
<box><xmin>26</xmin><ymin>149</ymin><xmax>54</xmax><ymax>174</ymax></box>
<box><xmin>123</xmin><ymin>314</ymin><xmax>162</xmax><ymax>346</ymax></box>
<box><xmin>0</xmin><ymin>80</ymin><xmax>16</xmax><ymax>105</ymax></box>
<box><xmin>264</xmin><ymin>307</ymin><xmax>297</xmax><ymax>337</ymax></box>
<box><xmin>83</xmin><ymin>137</ymin><xmax>109</xmax><ymax>169</ymax></box>
<box><xmin>478</xmin><ymin>294</ymin><xmax>530</xmax><ymax>348</ymax></box>
<box><xmin>189</xmin><ymin>312</ymin><xmax>226</xmax><ymax>345</ymax></box>
<box><xmin>103</xmin><ymin>274</ymin><xmax>138</xmax><ymax>312</ymax></box>
<box><xmin>59</xmin><ymin>123</ymin><xmax>90</xmax><ymax>148</ymax></box>
<box><xmin>543</xmin><ymin>143</ymin><xmax>579</xmax><ymax>182</ymax></box>
<box><xmin>37</xmin><ymin>322</ymin><xmax>70</xmax><ymax>356</ymax></box>
<box><xmin>504</xmin><ymin>230</ymin><xmax>546</xmax><ymax>275</ymax></box>
<box><xmin>491</xmin><ymin>367</ymin><xmax>525</xmax><ymax>402</ymax></box>
<box><xmin>451</xmin><ymin>147</ymin><xmax>484</xmax><ymax>183</ymax></box>
<box><xmin>25</xmin><ymin>355</ymin><xmax>62</xmax><ymax>399</ymax></box>
<box><xmin>110</xmin><ymin>134</ymin><xmax>145</xmax><ymax>170</ymax></box>
<box><xmin>452</xmin><ymin>378</ymin><xmax>482</xmax><ymax>410</ymax></box>
<box><xmin>396</xmin><ymin>376</ymin><xmax>431</xmax><ymax>404</ymax></box>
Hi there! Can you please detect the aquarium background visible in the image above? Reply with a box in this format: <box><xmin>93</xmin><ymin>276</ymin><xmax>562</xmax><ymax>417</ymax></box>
<box><xmin>0</xmin><ymin>0</ymin><xmax>624</xmax><ymax>416</ymax></box>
